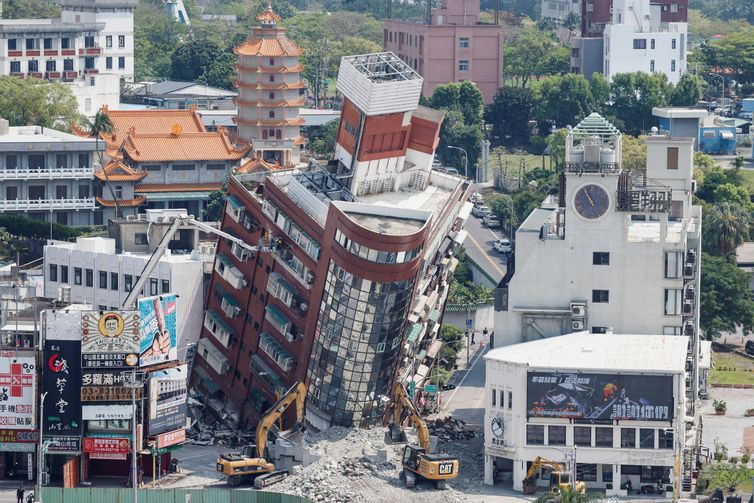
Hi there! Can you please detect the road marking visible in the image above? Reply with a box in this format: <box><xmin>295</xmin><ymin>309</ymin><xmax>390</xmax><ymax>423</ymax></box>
<box><xmin>465</xmin><ymin>230</ymin><xmax>505</xmax><ymax>278</ymax></box>
<box><xmin>441</xmin><ymin>345</ymin><xmax>488</xmax><ymax>413</ymax></box>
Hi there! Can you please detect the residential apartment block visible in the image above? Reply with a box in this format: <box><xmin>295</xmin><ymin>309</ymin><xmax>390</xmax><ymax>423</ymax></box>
<box><xmin>192</xmin><ymin>52</ymin><xmax>470</xmax><ymax>430</ymax></box>
<box><xmin>541</xmin><ymin>0</ymin><xmax>581</xmax><ymax>22</ymax></box>
<box><xmin>0</xmin><ymin>0</ymin><xmax>137</xmax><ymax>115</ymax></box>
<box><xmin>383</xmin><ymin>0</ymin><xmax>503</xmax><ymax>103</ymax></box>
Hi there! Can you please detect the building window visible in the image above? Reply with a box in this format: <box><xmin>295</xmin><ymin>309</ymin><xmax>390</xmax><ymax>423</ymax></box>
<box><xmin>99</xmin><ymin>271</ymin><xmax>107</xmax><ymax>289</ymax></box>
<box><xmin>111</xmin><ymin>273</ymin><xmax>118</xmax><ymax>291</ymax></box>
<box><xmin>10</xmin><ymin>61</ymin><xmax>20</xmax><ymax>74</ymax></box>
<box><xmin>207</xmin><ymin>163</ymin><xmax>225</xmax><ymax>170</ymax></box>
<box><xmin>25</xmin><ymin>38</ymin><xmax>35</xmax><ymax>50</ymax></box>
<box><xmin>571</xmin><ymin>47</ymin><xmax>580</xmax><ymax>58</ymax></box>
<box><xmin>114</xmin><ymin>185</ymin><xmax>123</xmax><ymax>199</ymax></box>
<box><xmin>84</xmin><ymin>57</ymin><xmax>94</xmax><ymax>70</ymax></box>
<box><xmin>268</xmin><ymin>110</ymin><xmax>275</xmax><ymax>118</ymax></box>
<box><xmin>118</xmin><ymin>57</ymin><xmax>125</xmax><ymax>69</ymax></box>
<box><xmin>664</xmin><ymin>288</ymin><xmax>682</xmax><ymax>315</ymax></box>
<box><xmin>458</xmin><ymin>60</ymin><xmax>469</xmax><ymax>71</ymax></box>
<box><xmin>459</xmin><ymin>37</ymin><xmax>469</xmax><ymax>48</ymax></box>
<box><xmin>621</xmin><ymin>428</ymin><xmax>636</xmax><ymax>448</ymax></box>
<box><xmin>639</xmin><ymin>428</ymin><xmax>655</xmax><ymax>449</ymax></box>
<box><xmin>592</xmin><ymin>326</ymin><xmax>608</xmax><ymax>334</ymax></box>
<box><xmin>134</xmin><ymin>233</ymin><xmax>148</xmax><ymax>245</ymax></box>
<box><xmin>576</xmin><ymin>464</ymin><xmax>598</xmax><ymax>482</ymax></box>
<box><xmin>5</xmin><ymin>186</ymin><xmax>16</xmax><ymax>200</ymax></box>
<box><xmin>650</xmin><ymin>60</ymin><xmax>655</xmax><ymax>72</ymax></box>
<box><xmin>633</xmin><ymin>39</ymin><xmax>647</xmax><ymax>49</ymax></box>
<box><xmin>46</xmin><ymin>60</ymin><xmax>56</xmax><ymax>72</ymax></box>
<box><xmin>491</xmin><ymin>388</ymin><xmax>496</xmax><ymax>406</ymax></box>
<box><xmin>74</xmin><ymin>267</ymin><xmax>82</xmax><ymax>285</ymax></box>
<box><xmin>64</xmin><ymin>59</ymin><xmax>73</xmax><ymax>71</ymax></box>
<box><xmin>672</xmin><ymin>38</ymin><xmax>677</xmax><ymax>49</ymax></box>
<box><xmin>161</xmin><ymin>279</ymin><xmax>170</xmax><ymax>293</ymax></box>
<box><xmin>85</xmin><ymin>268</ymin><xmax>93</xmax><ymax>287</ymax></box>
<box><xmin>28</xmin><ymin>60</ymin><xmax>38</xmax><ymax>72</ymax></box>
<box><xmin>172</xmin><ymin>164</ymin><xmax>195</xmax><ymax>171</ymax></box>
<box><xmin>150</xmin><ymin>278</ymin><xmax>158</xmax><ymax>295</ymax></box>
<box><xmin>28</xmin><ymin>185</ymin><xmax>45</xmax><ymax>199</ymax></box>
<box><xmin>8</xmin><ymin>39</ymin><xmax>16</xmax><ymax>50</ymax></box>
<box><xmin>49</xmin><ymin>264</ymin><xmax>57</xmax><ymax>282</ymax></box>
<box><xmin>124</xmin><ymin>274</ymin><xmax>133</xmax><ymax>292</ymax></box>
<box><xmin>595</xmin><ymin>427</ymin><xmax>613</xmax><ymax>447</ymax></box>
<box><xmin>84</xmin><ymin>36</ymin><xmax>95</xmax><ymax>48</ymax></box>
<box><xmin>43</xmin><ymin>38</ymin><xmax>52</xmax><ymax>50</ymax></box>
<box><xmin>55</xmin><ymin>185</ymin><xmax>67</xmax><ymax>199</ymax></box>
<box><xmin>507</xmin><ymin>391</ymin><xmax>512</xmax><ymax>409</ymax></box>
<box><xmin>665</xmin><ymin>251</ymin><xmax>683</xmax><ymax>278</ymax></box>
<box><xmin>671</xmin><ymin>60</ymin><xmax>676</xmax><ymax>72</ymax></box>
<box><xmin>663</xmin><ymin>326</ymin><xmax>682</xmax><ymax>335</ymax></box>
<box><xmin>651</xmin><ymin>38</ymin><xmax>656</xmax><ymax>49</ymax></box>
<box><xmin>526</xmin><ymin>425</ymin><xmax>545</xmax><ymax>445</ymax></box>
<box><xmin>106</xmin><ymin>36</ymin><xmax>112</xmax><ymax>48</ymax></box>
<box><xmin>548</xmin><ymin>426</ymin><xmax>566</xmax><ymax>446</ymax></box>
<box><xmin>592</xmin><ymin>252</ymin><xmax>609</xmax><ymax>265</ymax></box>
<box><xmin>592</xmin><ymin>289</ymin><xmax>609</xmax><ymax>303</ymax></box>
<box><xmin>269</xmin><ymin>74</ymin><xmax>274</xmax><ymax>82</ymax></box>
<box><xmin>602</xmin><ymin>464</ymin><xmax>613</xmax><ymax>482</ymax></box>
<box><xmin>574</xmin><ymin>426</ymin><xmax>592</xmax><ymax>447</ymax></box>
<box><xmin>119</xmin><ymin>35</ymin><xmax>125</xmax><ymax>47</ymax></box>
<box><xmin>61</xmin><ymin>38</ymin><xmax>70</xmax><ymax>49</ymax></box>
<box><xmin>106</xmin><ymin>57</ymin><xmax>112</xmax><ymax>70</ymax></box>
<box><xmin>659</xmin><ymin>429</ymin><xmax>673</xmax><ymax>449</ymax></box>
<box><xmin>60</xmin><ymin>265</ymin><xmax>68</xmax><ymax>284</ymax></box>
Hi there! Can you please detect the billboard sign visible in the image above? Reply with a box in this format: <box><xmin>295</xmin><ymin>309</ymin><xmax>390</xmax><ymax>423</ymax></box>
<box><xmin>82</xmin><ymin>405</ymin><xmax>132</xmax><ymax>421</ymax></box>
<box><xmin>80</xmin><ymin>369</ymin><xmax>143</xmax><ymax>401</ymax></box>
<box><xmin>526</xmin><ymin>371</ymin><xmax>674</xmax><ymax>422</ymax></box>
<box><xmin>43</xmin><ymin>340</ymin><xmax>82</xmax><ymax>434</ymax></box>
<box><xmin>81</xmin><ymin>311</ymin><xmax>140</xmax><ymax>368</ymax></box>
<box><xmin>0</xmin><ymin>353</ymin><xmax>35</xmax><ymax>429</ymax></box>
<box><xmin>83</xmin><ymin>437</ymin><xmax>129</xmax><ymax>460</ymax></box>
<box><xmin>138</xmin><ymin>295</ymin><xmax>178</xmax><ymax>367</ymax></box>
<box><xmin>147</xmin><ymin>365</ymin><xmax>187</xmax><ymax>435</ymax></box>
<box><xmin>0</xmin><ymin>430</ymin><xmax>38</xmax><ymax>442</ymax></box>
<box><xmin>45</xmin><ymin>435</ymin><xmax>81</xmax><ymax>454</ymax></box>
<box><xmin>156</xmin><ymin>428</ymin><xmax>185</xmax><ymax>449</ymax></box>
<box><xmin>45</xmin><ymin>311</ymin><xmax>82</xmax><ymax>341</ymax></box>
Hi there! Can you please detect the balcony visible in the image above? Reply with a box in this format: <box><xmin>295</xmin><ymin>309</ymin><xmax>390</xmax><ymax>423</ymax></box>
<box><xmin>79</xmin><ymin>47</ymin><xmax>101</xmax><ymax>55</ymax></box>
<box><xmin>83</xmin><ymin>68</ymin><xmax>99</xmax><ymax>75</ymax></box>
<box><xmin>230</xmin><ymin>241</ymin><xmax>252</xmax><ymax>262</ymax></box>
<box><xmin>61</xmin><ymin>49</ymin><xmax>75</xmax><ymax>56</ymax></box>
<box><xmin>197</xmin><ymin>337</ymin><xmax>230</xmax><ymax>376</ymax></box>
<box><xmin>44</xmin><ymin>50</ymin><xmax>58</xmax><ymax>57</ymax></box>
<box><xmin>203</xmin><ymin>310</ymin><xmax>235</xmax><ymax>349</ymax></box>
<box><xmin>0</xmin><ymin>166</ymin><xmax>93</xmax><ymax>180</ymax></box>
<box><xmin>267</xmin><ymin>272</ymin><xmax>308</xmax><ymax>316</ymax></box>
<box><xmin>220</xmin><ymin>291</ymin><xmax>242</xmax><ymax>319</ymax></box>
<box><xmin>7</xmin><ymin>51</ymin><xmax>22</xmax><ymax>57</ymax></box>
<box><xmin>45</xmin><ymin>72</ymin><xmax>61</xmax><ymax>79</ymax></box>
<box><xmin>264</xmin><ymin>304</ymin><xmax>291</xmax><ymax>336</ymax></box>
<box><xmin>259</xmin><ymin>332</ymin><xmax>295</xmax><ymax>372</ymax></box>
<box><xmin>225</xmin><ymin>195</ymin><xmax>245</xmax><ymax>223</ymax></box>
<box><xmin>249</xmin><ymin>354</ymin><xmax>285</xmax><ymax>396</ymax></box>
<box><xmin>25</xmin><ymin>50</ymin><xmax>40</xmax><ymax>57</ymax></box>
<box><xmin>215</xmin><ymin>254</ymin><xmax>247</xmax><ymax>290</ymax></box>
<box><xmin>0</xmin><ymin>197</ymin><xmax>95</xmax><ymax>211</ymax></box>
<box><xmin>271</xmin><ymin>246</ymin><xmax>313</xmax><ymax>289</ymax></box>
<box><xmin>64</xmin><ymin>71</ymin><xmax>78</xmax><ymax>79</ymax></box>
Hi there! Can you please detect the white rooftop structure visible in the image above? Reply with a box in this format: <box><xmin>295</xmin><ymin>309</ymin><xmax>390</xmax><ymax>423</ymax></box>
<box><xmin>486</xmin><ymin>331</ymin><xmax>689</xmax><ymax>374</ymax></box>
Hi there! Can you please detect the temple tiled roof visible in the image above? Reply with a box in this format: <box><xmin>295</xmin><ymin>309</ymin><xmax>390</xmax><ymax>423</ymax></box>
<box><xmin>235</xmin><ymin>80</ymin><xmax>305</xmax><ymax>90</ymax></box>
<box><xmin>96</xmin><ymin>195</ymin><xmax>147</xmax><ymax>208</ymax></box>
<box><xmin>234</xmin><ymin>117</ymin><xmax>305</xmax><ymax>127</ymax></box>
<box><xmin>94</xmin><ymin>160</ymin><xmax>147</xmax><ymax>182</ymax></box>
<box><xmin>234</xmin><ymin>96</ymin><xmax>305</xmax><ymax>108</ymax></box>
<box><xmin>256</xmin><ymin>5</ymin><xmax>281</xmax><ymax>23</ymax></box>
<box><xmin>235</xmin><ymin>155</ymin><xmax>282</xmax><ymax>174</ymax></box>
<box><xmin>236</xmin><ymin>63</ymin><xmax>304</xmax><ymax>74</ymax></box>
<box><xmin>135</xmin><ymin>183</ymin><xmax>224</xmax><ymax>193</ymax></box>
<box><xmin>234</xmin><ymin>37</ymin><xmax>303</xmax><ymax>57</ymax></box>
<box><xmin>122</xmin><ymin>130</ymin><xmax>250</xmax><ymax>162</ymax></box>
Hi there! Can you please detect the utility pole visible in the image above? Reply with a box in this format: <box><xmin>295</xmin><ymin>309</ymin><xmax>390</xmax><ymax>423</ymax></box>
<box><xmin>572</xmin><ymin>446</ymin><xmax>577</xmax><ymax>490</ymax></box>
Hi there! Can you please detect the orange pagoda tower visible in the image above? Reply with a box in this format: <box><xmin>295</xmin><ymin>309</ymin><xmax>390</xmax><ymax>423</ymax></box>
<box><xmin>234</xmin><ymin>5</ymin><xmax>305</xmax><ymax>166</ymax></box>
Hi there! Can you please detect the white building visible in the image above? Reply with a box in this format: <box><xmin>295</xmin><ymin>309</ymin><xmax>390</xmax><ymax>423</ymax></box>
<box><xmin>494</xmin><ymin>113</ymin><xmax>701</xmax><ymax>400</ymax></box>
<box><xmin>43</xmin><ymin>235</ymin><xmax>204</xmax><ymax>358</ymax></box>
<box><xmin>0</xmin><ymin>0</ymin><xmax>136</xmax><ymax>116</ymax></box>
<box><xmin>541</xmin><ymin>0</ymin><xmax>580</xmax><ymax>22</ymax></box>
<box><xmin>603</xmin><ymin>0</ymin><xmax>687</xmax><ymax>83</ymax></box>
<box><xmin>484</xmin><ymin>332</ymin><xmax>690</xmax><ymax>495</ymax></box>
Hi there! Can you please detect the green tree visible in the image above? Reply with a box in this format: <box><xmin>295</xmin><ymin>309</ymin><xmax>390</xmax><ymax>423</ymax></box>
<box><xmin>622</xmin><ymin>135</ymin><xmax>648</xmax><ymax>173</ymax></box>
<box><xmin>196</xmin><ymin>52</ymin><xmax>236</xmax><ymax>90</ymax></box>
<box><xmin>3</xmin><ymin>0</ymin><xmax>59</xmax><ymax>18</ymax></box>
<box><xmin>204</xmin><ymin>185</ymin><xmax>228</xmax><ymax>222</ymax></box>
<box><xmin>671</xmin><ymin>73</ymin><xmax>703</xmax><ymax>106</ymax></box>
<box><xmin>328</xmin><ymin>37</ymin><xmax>381</xmax><ymax>76</ymax></box>
<box><xmin>458</xmin><ymin>80</ymin><xmax>485</xmax><ymax>127</ymax></box>
<box><xmin>535</xmin><ymin>73</ymin><xmax>593</xmax><ymax>127</ymax></box>
<box><xmin>700</xmin><ymin>28</ymin><xmax>754</xmax><ymax>85</ymax></box>
<box><xmin>589</xmin><ymin>73</ymin><xmax>611</xmax><ymax>111</ymax></box>
<box><xmin>608</xmin><ymin>72</ymin><xmax>672</xmax><ymax>135</ymax></box>
<box><xmin>308</xmin><ymin>119</ymin><xmax>339</xmax><ymax>156</ymax></box>
<box><xmin>536</xmin><ymin>486</ymin><xmax>599</xmax><ymax>503</ymax></box>
<box><xmin>698</xmin><ymin>461</ymin><xmax>752</xmax><ymax>492</ymax></box>
<box><xmin>133</xmin><ymin>2</ymin><xmax>187</xmax><ymax>79</ymax></box>
<box><xmin>0</xmin><ymin>77</ymin><xmax>80</xmax><ymax>129</ymax></box>
<box><xmin>81</xmin><ymin>110</ymin><xmax>120</xmax><ymax>218</ymax></box>
<box><xmin>504</xmin><ymin>26</ymin><xmax>567</xmax><ymax>87</ymax></box>
<box><xmin>546</xmin><ymin>128</ymin><xmax>569</xmax><ymax>170</ymax></box>
<box><xmin>486</xmin><ymin>86</ymin><xmax>534</xmax><ymax>147</ymax></box>
<box><xmin>713</xmin><ymin>183</ymin><xmax>753</xmax><ymax>210</ymax></box>
<box><xmin>170</xmin><ymin>39</ymin><xmax>224</xmax><ymax>82</ymax></box>
<box><xmin>703</xmin><ymin>202</ymin><xmax>750</xmax><ymax>258</ymax></box>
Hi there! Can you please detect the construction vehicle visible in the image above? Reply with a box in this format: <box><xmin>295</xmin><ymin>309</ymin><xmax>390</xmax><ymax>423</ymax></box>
<box><xmin>216</xmin><ymin>381</ymin><xmax>307</xmax><ymax>488</ymax></box>
<box><xmin>390</xmin><ymin>382</ymin><xmax>459</xmax><ymax>490</ymax></box>
<box><xmin>122</xmin><ymin>210</ymin><xmax>273</xmax><ymax>310</ymax></box>
<box><xmin>522</xmin><ymin>456</ymin><xmax>585</xmax><ymax>495</ymax></box>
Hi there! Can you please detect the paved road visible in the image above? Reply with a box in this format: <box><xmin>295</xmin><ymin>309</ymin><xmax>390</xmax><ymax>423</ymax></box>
<box><xmin>463</xmin><ymin>212</ymin><xmax>507</xmax><ymax>286</ymax></box>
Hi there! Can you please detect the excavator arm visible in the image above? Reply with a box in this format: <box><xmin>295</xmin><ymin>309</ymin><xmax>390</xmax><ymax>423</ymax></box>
<box><xmin>392</xmin><ymin>382</ymin><xmax>431</xmax><ymax>452</ymax></box>
<box><xmin>255</xmin><ymin>381</ymin><xmax>307</xmax><ymax>459</ymax></box>
<box><xmin>524</xmin><ymin>456</ymin><xmax>566</xmax><ymax>482</ymax></box>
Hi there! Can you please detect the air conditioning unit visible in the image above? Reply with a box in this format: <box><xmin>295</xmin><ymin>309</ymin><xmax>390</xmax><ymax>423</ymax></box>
<box><xmin>233</xmin><ymin>306</ymin><xmax>242</xmax><ymax>316</ymax></box>
<box><xmin>285</xmin><ymin>332</ymin><xmax>297</xmax><ymax>343</ymax></box>
<box><xmin>300</xmin><ymin>302</ymin><xmax>308</xmax><ymax>312</ymax></box>
<box><xmin>686</xmin><ymin>249</ymin><xmax>696</xmax><ymax>264</ymax></box>
<box><xmin>157</xmin><ymin>216</ymin><xmax>165</xmax><ymax>223</ymax></box>
<box><xmin>572</xmin><ymin>320</ymin><xmax>585</xmax><ymax>331</ymax></box>
<box><xmin>683</xmin><ymin>264</ymin><xmax>694</xmax><ymax>277</ymax></box>
<box><xmin>691</xmin><ymin>180</ymin><xmax>697</xmax><ymax>193</ymax></box>
<box><xmin>306</xmin><ymin>272</ymin><xmax>314</xmax><ymax>284</ymax></box>
<box><xmin>684</xmin><ymin>322</ymin><xmax>694</xmax><ymax>336</ymax></box>
<box><xmin>570</xmin><ymin>303</ymin><xmax>587</xmax><ymax>318</ymax></box>
<box><xmin>682</xmin><ymin>301</ymin><xmax>693</xmax><ymax>315</ymax></box>
<box><xmin>685</xmin><ymin>285</ymin><xmax>695</xmax><ymax>300</ymax></box>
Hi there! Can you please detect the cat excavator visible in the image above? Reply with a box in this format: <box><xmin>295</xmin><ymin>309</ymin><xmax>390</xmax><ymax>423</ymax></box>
<box><xmin>216</xmin><ymin>381</ymin><xmax>306</xmax><ymax>488</ymax></box>
<box><xmin>522</xmin><ymin>456</ymin><xmax>586</xmax><ymax>495</ymax></box>
<box><xmin>390</xmin><ymin>382</ymin><xmax>459</xmax><ymax>489</ymax></box>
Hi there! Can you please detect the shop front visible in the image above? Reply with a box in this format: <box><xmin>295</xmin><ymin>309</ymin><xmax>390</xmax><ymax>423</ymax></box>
<box><xmin>0</xmin><ymin>430</ymin><xmax>37</xmax><ymax>481</ymax></box>
<box><xmin>83</xmin><ymin>437</ymin><xmax>131</xmax><ymax>477</ymax></box>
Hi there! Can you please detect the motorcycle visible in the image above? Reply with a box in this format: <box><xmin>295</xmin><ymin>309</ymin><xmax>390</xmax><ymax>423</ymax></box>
<box><xmin>640</xmin><ymin>481</ymin><xmax>664</xmax><ymax>494</ymax></box>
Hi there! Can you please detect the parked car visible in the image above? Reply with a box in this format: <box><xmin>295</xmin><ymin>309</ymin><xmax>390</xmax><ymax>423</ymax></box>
<box><xmin>738</xmin><ymin>112</ymin><xmax>753</xmax><ymax>120</ymax></box>
<box><xmin>472</xmin><ymin>205</ymin><xmax>491</xmax><ymax>218</ymax></box>
<box><xmin>484</xmin><ymin>216</ymin><xmax>502</xmax><ymax>228</ymax></box>
<box><xmin>746</xmin><ymin>340</ymin><xmax>754</xmax><ymax>356</ymax></box>
<box><xmin>434</xmin><ymin>166</ymin><xmax>459</xmax><ymax>175</ymax></box>
<box><xmin>494</xmin><ymin>238</ymin><xmax>512</xmax><ymax>253</ymax></box>
<box><xmin>469</xmin><ymin>192</ymin><xmax>485</xmax><ymax>205</ymax></box>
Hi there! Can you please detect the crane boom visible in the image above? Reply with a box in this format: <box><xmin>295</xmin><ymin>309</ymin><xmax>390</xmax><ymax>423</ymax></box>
<box><xmin>255</xmin><ymin>381</ymin><xmax>307</xmax><ymax>458</ymax></box>
<box><xmin>393</xmin><ymin>382</ymin><xmax>431</xmax><ymax>452</ymax></box>
<box><xmin>122</xmin><ymin>214</ymin><xmax>266</xmax><ymax>310</ymax></box>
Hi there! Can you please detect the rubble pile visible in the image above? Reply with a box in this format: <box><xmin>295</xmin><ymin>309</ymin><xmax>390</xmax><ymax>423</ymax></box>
<box><xmin>427</xmin><ymin>417</ymin><xmax>476</xmax><ymax>442</ymax></box>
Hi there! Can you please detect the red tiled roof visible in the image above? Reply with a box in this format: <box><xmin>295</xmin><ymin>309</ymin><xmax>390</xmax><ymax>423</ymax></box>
<box><xmin>235</xmin><ymin>38</ymin><xmax>303</xmax><ymax>57</ymax></box>
<box><xmin>257</xmin><ymin>5</ymin><xmax>282</xmax><ymax>23</ymax></box>
<box><xmin>135</xmin><ymin>183</ymin><xmax>224</xmax><ymax>193</ymax></box>
<box><xmin>234</xmin><ymin>116</ymin><xmax>304</xmax><ymax>127</ymax></box>
<box><xmin>235</xmin><ymin>156</ymin><xmax>282</xmax><ymax>174</ymax></box>
<box><xmin>94</xmin><ymin>160</ymin><xmax>147</xmax><ymax>182</ymax></box>
<box><xmin>96</xmin><ymin>196</ymin><xmax>147</xmax><ymax>208</ymax></box>
<box><xmin>236</xmin><ymin>63</ymin><xmax>304</xmax><ymax>74</ymax></box>
<box><xmin>292</xmin><ymin>135</ymin><xmax>307</xmax><ymax>146</ymax></box>
<box><xmin>235</xmin><ymin>80</ymin><xmax>305</xmax><ymax>90</ymax></box>
<box><xmin>234</xmin><ymin>96</ymin><xmax>305</xmax><ymax>108</ymax></box>
<box><xmin>122</xmin><ymin>131</ymin><xmax>251</xmax><ymax>162</ymax></box>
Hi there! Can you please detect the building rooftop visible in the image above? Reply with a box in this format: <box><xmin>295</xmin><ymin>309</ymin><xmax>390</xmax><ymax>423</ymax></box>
<box><xmin>341</xmin><ymin>52</ymin><xmax>421</xmax><ymax>83</ymax></box>
<box><xmin>0</xmin><ymin>125</ymin><xmax>99</xmax><ymax>146</ymax></box>
<box><xmin>652</xmin><ymin>107</ymin><xmax>708</xmax><ymax>120</ymax></box>
<box><xmin>47</xmin><ymin>237</ymin><xmax>202</xmax><ymax>263</ymax></box>
<box><xmin>358</xmin><ymin>173</ymin><xmax>459</xmax><ymax>222</ymax></box>
<box><xmin>569</xmin><ymin>112</ymin><xmax>622</xmax><ymax>140</ymax></box>
<box><xmin>133</xmin><ymin>80</ymin><xmax>237</xmax><ymax>98</ymax></box>
<box><xmin>122</xmin><ymin>131</ymin><xmax>250</xmax><ymax>162</ymax></box>
<box><xmin>736</xmin><ymin>242</ymin><xmax>754</xmax><ymax>266</ymax></box>
<box><xmin>234</xmin><ymin>35</ymin><xmax>303</xmax><ymax>57</ymax></box>
<box><xmin>485</xmin><ymin>332</ymin><xmax>689</xmax><ymax>374</ymax></box>
<box><xmin>519</xmin><ymin>207</ymin><xmax>554</xmax><ymax>232</ymax></box>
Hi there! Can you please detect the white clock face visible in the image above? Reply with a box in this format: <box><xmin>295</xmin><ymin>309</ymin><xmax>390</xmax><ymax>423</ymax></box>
<box><xmin>491</xmin><ymin>417</ymin><xmax>504</xmax><ymax>438</ymax></box>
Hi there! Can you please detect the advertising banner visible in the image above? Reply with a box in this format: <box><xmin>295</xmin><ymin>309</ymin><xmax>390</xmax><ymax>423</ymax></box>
<box><xmin>45</xmin><ymin>435</ymin><xmax>81</xmax><ymax>453</ymax></box>
<box><xmin>83</xmin><ymin>437</ymin><xmax>129</xmax><ymax>460</ymax></box>
<box><xmin>138</xmin><ymin>295</ymin><xmax>178</xmax><ymax>367</ymax></box>
<box><xmin>0</xmin><ymin>430</ymin><xmax>38</xmax><ymax>442</ymax></box>
<box><xmin>526</xmin><ymin>371</ymin><xmax>674</xmax><ymax>422</ymax></box>
<box><xmin>81</xmin><ymin>311</ymin><xmax>140</xmax><ymax>368</ymax></box>
<box><xmin>45</xmin><ymin>311</ymin><xmax>82</xmax><ymax>341</ymax></box>
<box><xmin>156</xmin><ymin>428</ymin><xmax>185</xmax><ymax>449</ymax></box>
<box><xmin>80</xmin><ymin>369</ymin><xmax>143</xmax><ymax>401</ymax></box>
<box><xmin>147</xmin><ymin>365</ymin><xmax>187</xmax><ymax>435</ymax></box>
<box><xmin>43</xmin><ymin>340</ymin><xmax>82</xmax><ymax>434</ymax></box>
<box><xmin>82</xmin><ymin>405</ymin><xmax>132</xmax><ymax>421</ymax></box>
<box><xmin>0</xmin><ymin>353</ymin><xmax>35</xmax><ymax>429</ymax></box>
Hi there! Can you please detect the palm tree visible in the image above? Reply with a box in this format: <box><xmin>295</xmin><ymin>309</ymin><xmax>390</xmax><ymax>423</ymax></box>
<box><xmin>536</xmin><ymin>487</ymin><xmax>599</xmax><ymax>503</ymax></box>
<box><xmin>705</xmin><ymin>201</ymin><xmax>750</xmax><ymax>259</ymax></box>
<box><xmin>562</xmin><ymin>12</ymin><xmax>580</xmax><ymax>43</ymax></box>
<box><xmin>84</xmin><ymin>110</ymin><xmax>120</xmax><ymax>219</ymax></box>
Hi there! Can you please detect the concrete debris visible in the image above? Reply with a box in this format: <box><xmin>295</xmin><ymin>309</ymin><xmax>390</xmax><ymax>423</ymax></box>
<box><xmin>427</xmin><ymin>417</ymin><xmax>476</xmax><ymax>442</ymax></box>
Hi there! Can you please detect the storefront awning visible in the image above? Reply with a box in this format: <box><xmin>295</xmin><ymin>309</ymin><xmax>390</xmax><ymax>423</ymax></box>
<box><xmin>428</xmin><ymin>309</ymin><xmax>441</xmax><ymax>323</ymax></box>
<box><xmin>264</xmin><ymin>304</ymin><xmax>290</xmax><ymax>328</ymax></box>
<box><xmin>407</xmin><ymin>323</ymin><xmax>424</xmax><ymax>343</ymax></box>
<box><xmin>427</xmin><ymin>339</ymin><xmax>443</xmax><ymax>359</ymax></box>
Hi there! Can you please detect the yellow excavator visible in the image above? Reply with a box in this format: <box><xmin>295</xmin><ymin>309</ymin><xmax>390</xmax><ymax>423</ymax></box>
<box><xmin>216</xmin><ymin>381</ymin><xmax>307</xmax><ymax>489</ymax></box>
<box><xmin>522</xmin><ymin>456</ymin><xmax>586</xmax><ymax>495</ymax></box>
<box><xmin>390</xmin><ymin>382</ymin><xmax>459</xmax><ymax>490</ymax></box>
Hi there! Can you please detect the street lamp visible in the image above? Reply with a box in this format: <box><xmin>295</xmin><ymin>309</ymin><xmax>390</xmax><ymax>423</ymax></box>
<box><xmin>447</xmin><ymin>145</ymin><xmax>469</xmax><ymax>180</ymax></box>
<box><xmin>36</xmin><ymin>392</ymin><xmax>47</xmax><ymax>503</ymax></box>
<box><xmin>122</xmin><ymin>368</ymin><xmax>146</xmax><ymax>503</ymax></box>
<box><xmin>709</xmin><ymin>73</ymin><xmax>725</xmax><ymax>101</ymax></box>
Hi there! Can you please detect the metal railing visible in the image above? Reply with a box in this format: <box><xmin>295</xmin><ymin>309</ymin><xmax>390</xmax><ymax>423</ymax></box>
<box><xmin>563</xmin><ymin>161</ymin><xmax>621</xmax><ymax>174</ymax></box>
<box><xmin>0</xmin><ymin>197</ymin><xmax>95</xmax><ymax>211</ymax></box>
<box><xmin>0</xmin><ymin>166</ymin><xmax>93</xmax><ymax>180</ymax></box>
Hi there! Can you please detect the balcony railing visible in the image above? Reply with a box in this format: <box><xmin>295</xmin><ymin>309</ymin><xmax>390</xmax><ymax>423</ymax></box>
<box><xmin>271</xmin><ymin>248</ymin><xmax>313</xmax><ymax>289</ymax></box>
<box><xmin>0</xmin><ymin>166</ymin><xmax>93</xmax><ymax>180</ymax></box>
<box><xmin>0</xmin><ymin>197</ymin><xmax>95</xmax><ymax>211</ymax></box>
